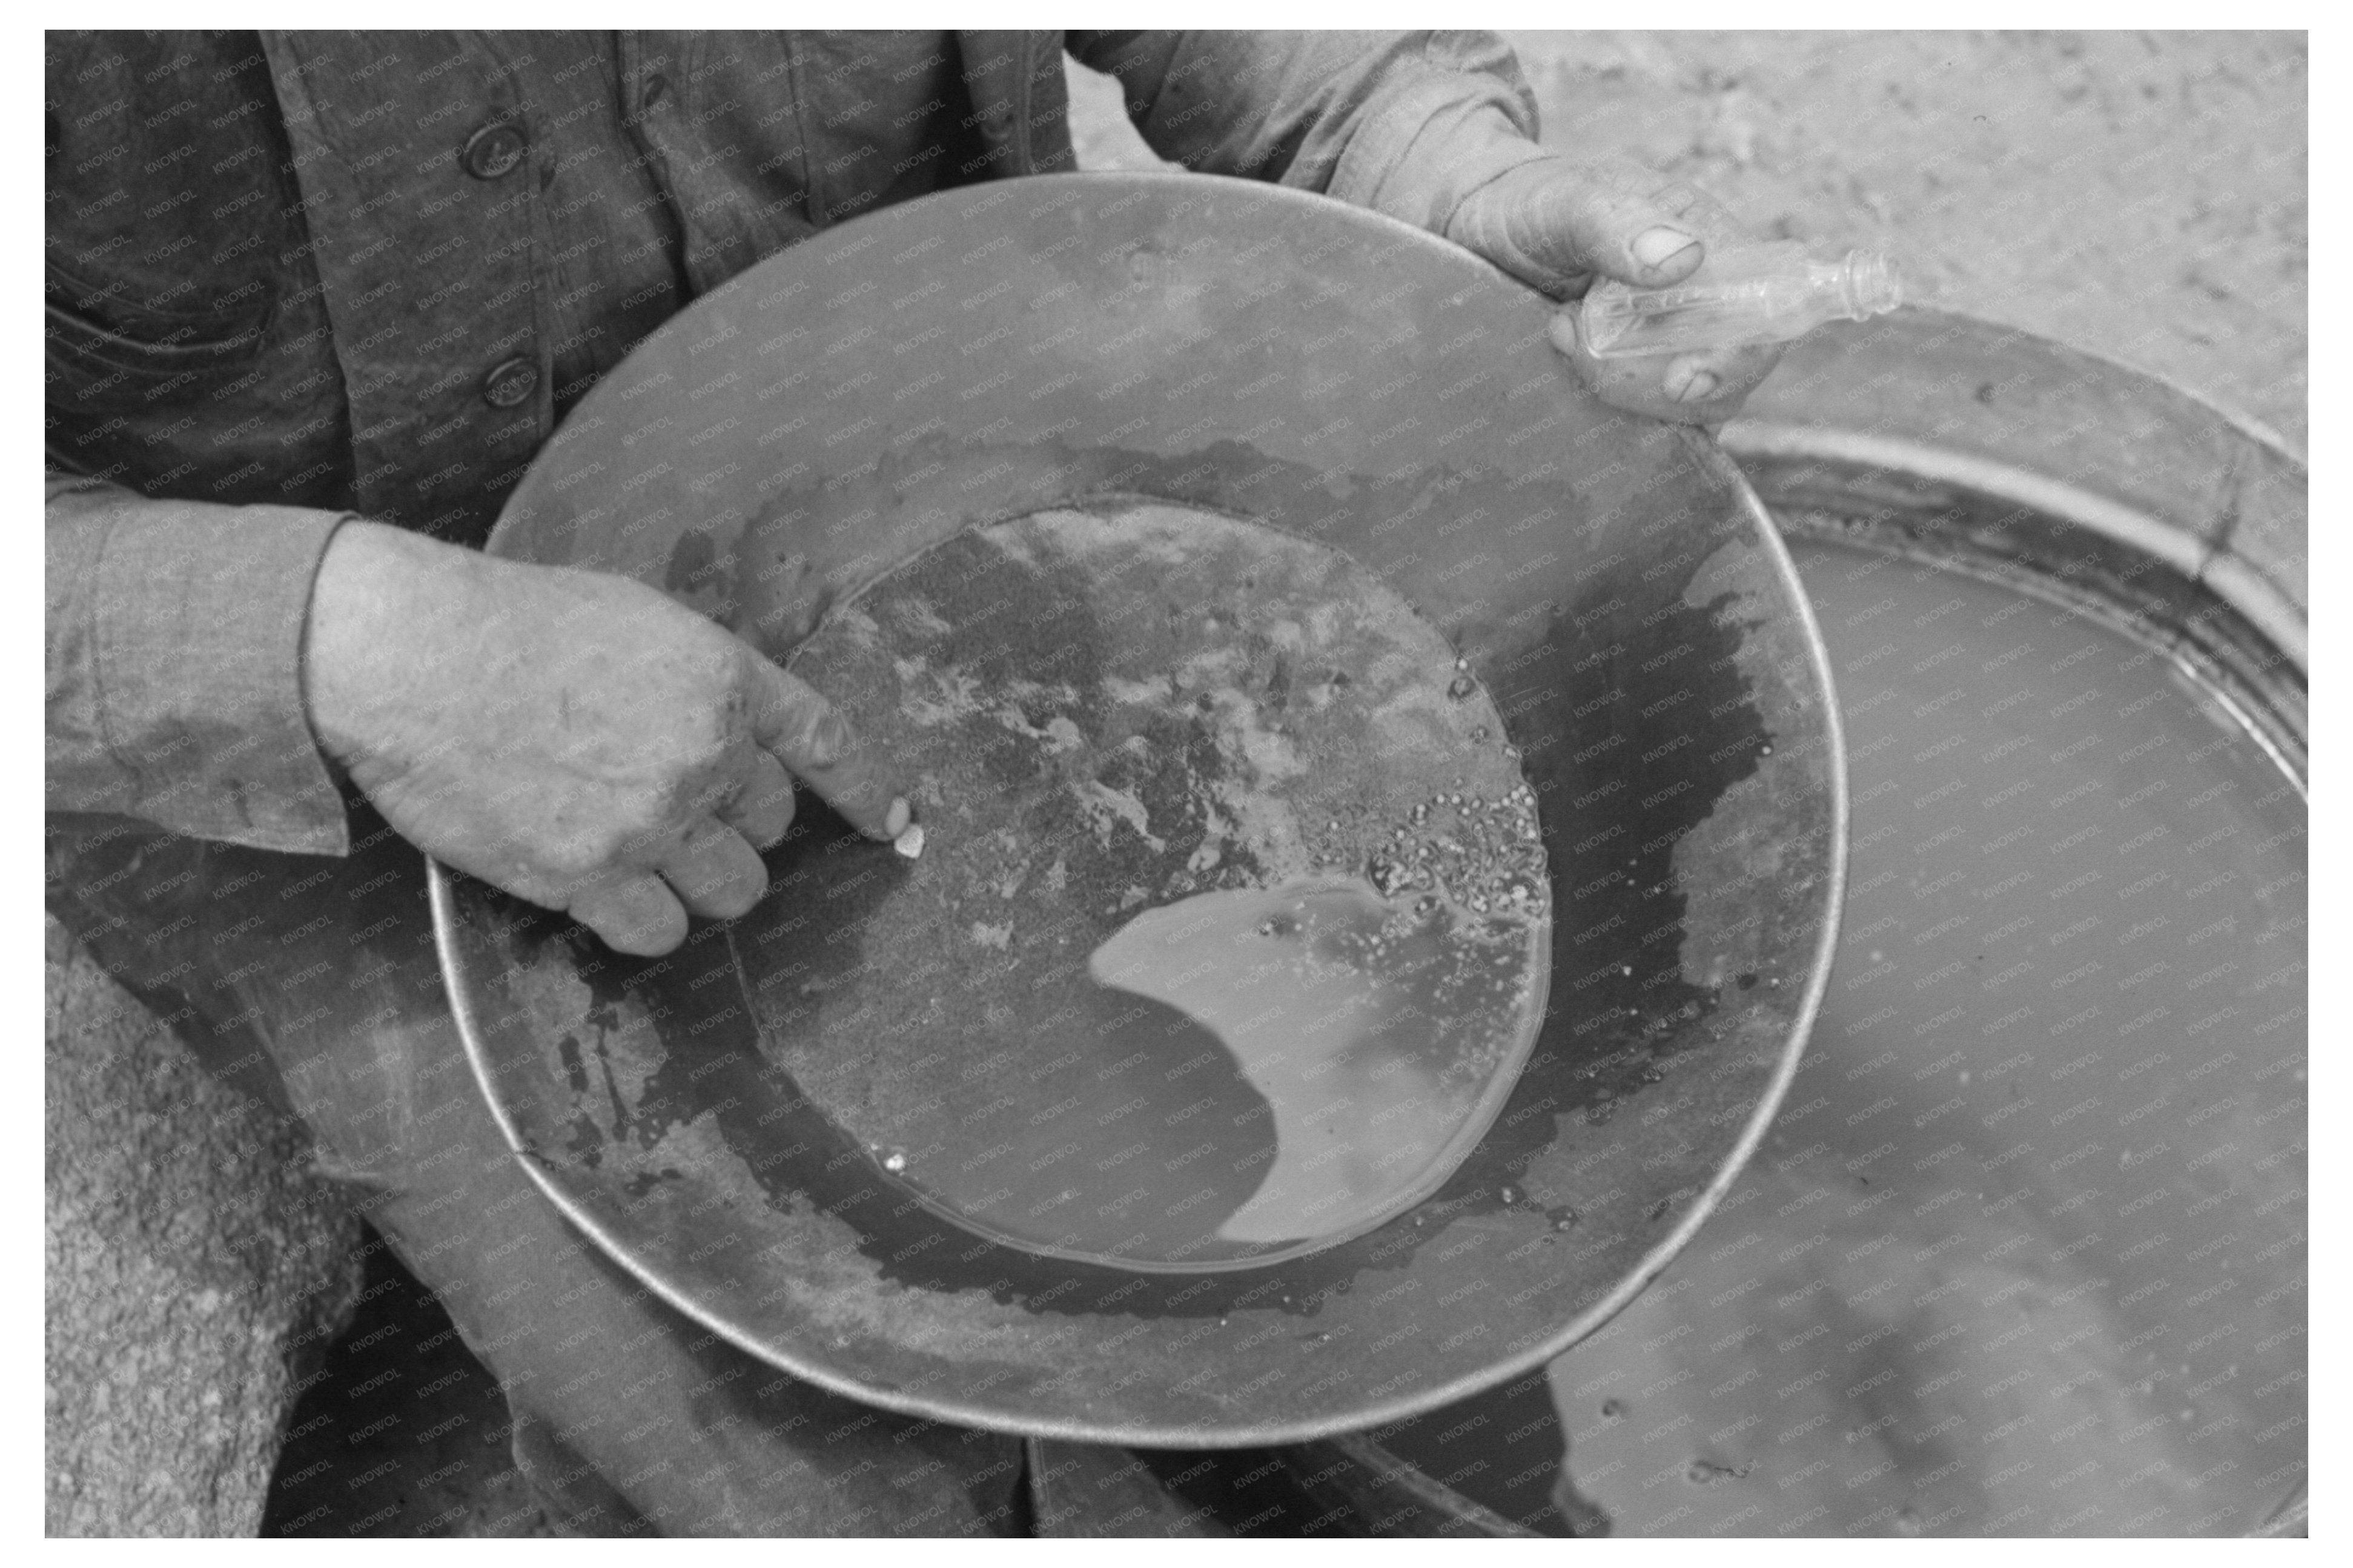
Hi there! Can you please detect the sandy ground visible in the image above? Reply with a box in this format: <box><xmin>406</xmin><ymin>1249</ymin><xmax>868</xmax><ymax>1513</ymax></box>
<box><xmin>1068</xmin><ymin>30</ymin><xmax>2308</xmax><ymax>452</ymax></box>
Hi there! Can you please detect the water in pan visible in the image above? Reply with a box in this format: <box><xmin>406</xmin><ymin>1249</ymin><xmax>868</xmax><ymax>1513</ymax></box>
<box><xmin>1090</xmin><ymin>870</ymin><xmax>1535</xmax><ymax>1248</ymax></box>
<box><xmin>767</xmin><ymin>501</ymin><xmax>1551</xmax><ymax>1272</ymax></box>
<box><xmin>1380</xmin><ymin>540</ymin><xmax>2305</xmax><ymax>1537</ymax></box>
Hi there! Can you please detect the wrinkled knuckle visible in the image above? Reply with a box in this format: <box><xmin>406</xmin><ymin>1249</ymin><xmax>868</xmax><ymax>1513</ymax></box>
<box><xmin>1651</xmin><ymin>180</ymin><xmax>1709</xmax><ymax>219</ymax></box>
<box><xmin>712</xmin><ymin>649</ymin><xmax>760</xmax><ymax>723</ymax></box>
<box><xmin>677</xmin><ymin>689</ymin><xmax>741</xmax><ymax>759</ymax></box>
<box><xmin>660</xmin><ymin>710</ymin><xmax>741</xmax><ymax>794</ymax></box>
<box><xmin>789</xmin><ymin>699</ymin><xmax>850</xmax><ymax>766</ymax></box>
<box><xmin>1582</xmin><ymin>156</ymin><xmax>1655</xmax><ymax>194</ymax></box>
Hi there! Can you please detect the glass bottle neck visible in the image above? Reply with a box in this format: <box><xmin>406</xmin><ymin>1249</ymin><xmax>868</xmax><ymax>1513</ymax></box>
<box><xmin>1816</xmin><ymin>251</ymin><xmax>1902</xmax><ymax>319</ymax></box>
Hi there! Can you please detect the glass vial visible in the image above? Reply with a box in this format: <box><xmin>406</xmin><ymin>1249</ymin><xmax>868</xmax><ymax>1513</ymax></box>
<box><xmin>1577</xmin><ymin>242</ymin><xmax>1903</xmax><ymax>359</ymax></box>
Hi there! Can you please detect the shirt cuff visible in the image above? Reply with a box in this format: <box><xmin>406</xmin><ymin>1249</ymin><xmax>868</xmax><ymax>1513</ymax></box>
<box><xmin>74</xmin><ymin>493</ymin><xmax>357</xmax><ymax>856</ymax></box>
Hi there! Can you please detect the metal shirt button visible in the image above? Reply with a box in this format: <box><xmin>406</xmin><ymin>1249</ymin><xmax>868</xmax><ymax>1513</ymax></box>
<box><xmin>481</xmin><ymin>357</ymin><xmax>539</xmax><ymax>409</ymax></box>
<box><xmin>462</xmin><ymin>121</ymin><xmax>528</xmax><ymax>180</ymax></box>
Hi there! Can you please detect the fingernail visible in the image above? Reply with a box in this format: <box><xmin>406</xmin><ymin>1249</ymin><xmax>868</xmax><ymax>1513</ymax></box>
<box><xmin>1675</xmin><ymin>369</ymin><xmax>1721</xmax><ymax>404</ymax></box>
<box><xmin>885</xmin><ymin>796</ymin><xmax>911</xmax><ymax>838</ymax></box>
<box><xmin>1633</xmin><ymin>227</ymin><xmax>1701</xmax><ymax>271</ymax></box>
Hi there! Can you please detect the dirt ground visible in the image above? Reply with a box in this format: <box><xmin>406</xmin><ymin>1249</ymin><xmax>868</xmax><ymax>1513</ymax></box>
<box><xmin>1067</xmin><ymin>30</ymin><xmax>2308</xmax><ymax>452</ymax></box>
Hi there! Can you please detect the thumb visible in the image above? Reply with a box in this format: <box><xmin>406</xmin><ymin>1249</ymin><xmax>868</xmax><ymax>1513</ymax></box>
<box><xmin>1448</xmin><ymin>160</ymin><xmax>1707</xmax><ymax>299</ymax></box>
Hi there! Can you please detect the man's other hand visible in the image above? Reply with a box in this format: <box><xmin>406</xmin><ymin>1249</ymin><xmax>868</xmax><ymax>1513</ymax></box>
<box><xmin>303</xmin><ymin>521</ymin><xmax>908</xmax><ymax>957</ymax></box>
<box><xmin>1445</xmin><ymin>158</ymin><xmax>1784</xmax><ymax>426</ymax></box>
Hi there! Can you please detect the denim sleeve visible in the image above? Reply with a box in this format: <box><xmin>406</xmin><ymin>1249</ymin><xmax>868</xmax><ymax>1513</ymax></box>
<box><xmin>1065</xmin><ymin>30</ymin><xmax>1553</xmax><ymax>233</ymax></box>
<box><xmin>46</xmin><ymin>474</ymin><xmax>357</xmax><ymax>856</ymax></box>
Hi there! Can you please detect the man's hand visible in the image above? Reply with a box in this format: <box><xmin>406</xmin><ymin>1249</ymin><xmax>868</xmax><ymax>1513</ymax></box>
<box><xmin>303</xmin><ymin>521</ymin><xmax>908</xmax><ymax>957</ymax></box>
<box><xmin>1444</xmin><ymin>158</ymin><xmax>1783</xmax><ymax>426</ymax></box>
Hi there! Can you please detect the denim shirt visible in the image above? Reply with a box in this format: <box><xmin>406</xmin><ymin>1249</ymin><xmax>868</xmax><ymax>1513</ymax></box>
<box><xmin>45</xmin><ymin>29</ymin><xmax>1549</xmax><ymax>856</ymax></box>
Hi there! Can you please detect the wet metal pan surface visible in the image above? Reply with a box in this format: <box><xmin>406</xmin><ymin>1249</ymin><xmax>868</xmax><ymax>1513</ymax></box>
<box><xmin>770</xmin><ymin>502</ymin><xmax>1560</xmax><ymax>1274</ymax></box>
<box><xmin>431</xmin><ymin>174</ymin><xmax>1847</xmax><ymax>1445</ymax></box>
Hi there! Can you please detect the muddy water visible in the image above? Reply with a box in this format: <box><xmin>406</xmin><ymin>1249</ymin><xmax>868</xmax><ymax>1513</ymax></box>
<box><xmin>769</xmin><ymin>503</ymin><xmax>1550</xmax><ymax>1272</ymax></box>
<box><xmin>1395</xmin><ymin>541</ymin><xmax>2305</xmax><ymax>1536</ymax></box>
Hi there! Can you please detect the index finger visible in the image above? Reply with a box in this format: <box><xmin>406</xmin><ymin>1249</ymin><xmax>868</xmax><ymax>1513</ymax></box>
<box><xmin>744</xmin><ymin>655</ymin><xmax>907</xmax><ymax>841</ymax></box>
